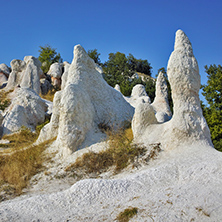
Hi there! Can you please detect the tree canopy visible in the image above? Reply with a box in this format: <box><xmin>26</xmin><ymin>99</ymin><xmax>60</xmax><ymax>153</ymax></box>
<box><xmin>201</xmin><ymin>64</ymin><xmax>222</xmax><ymax>151</ymax></box>
<box><xmin>38</xmin><ymin>45</ymin><xmax>62</xmax><ymax>73</ymax></box>
<box><xmin>87</xmin><ymin>49</ymin><xmax>101</xmax><ymax>65</ymax></box>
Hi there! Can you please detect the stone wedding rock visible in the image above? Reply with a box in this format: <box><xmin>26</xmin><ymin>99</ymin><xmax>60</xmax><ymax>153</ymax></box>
<box><xmin>0</xmin><ymin>63</ymin><xmax>10</xmax><ymax>88</ymax></box>
<box><xmin>2</xmin><ymin>88</ymin><xmax>47</xmax><ymax>136</ymax></box>
<box><xmin>37</xmin><ymin>45</ymin><xmax>134</xmax><ymax>156</ymax></box>
<box><xmin>132</xmin><ymin>29</ymin><xmax>212</xmax><ymax>150</ymax></box>
<box><xmin>151</xmin><ymin>71</ymin><xmax>172</xmax><ymax>123</ymax></box>
<box><xmin>5</xmin><ymin>56</ymin><xmax>42</xmax><ymax>94</ymax></box>
<box><xmin>125</xmin><ymin>84</ymin><xmax>151</xmax><ymax>108</ymax></box>
<box><xmin>48</xmin><ymin>62</ymin><xmax>63</xmax><ymax>88</ymax></box>
<box><xmin>61</xmin><ymin>61</ymin><xmax>71</xmax><ymax>90</ymax></box>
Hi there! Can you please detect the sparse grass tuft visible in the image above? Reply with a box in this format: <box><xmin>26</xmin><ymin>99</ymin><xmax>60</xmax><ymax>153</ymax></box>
<box><xmin>1</xmin><ymin>126</ymin><xmax>38</xmax><ymax>149</ymax></box>
<box><xmin>40</xmin><ymin>87</ymin><xmax>59</xmax><ymax>102</ymax></box>
<box><xmin>116</xmin><ymin>207</ymin><xmax>138</xmax><ymax>222</ymax></box>
<box><xmin>65</xmin><ymin>127</ymin><xmax>146</xmax><ymax>174</ymax></box>
<box><xmin>0</xmin><ymin>90</ymin><xmax>12</xmax><ymax>111</ymax></box>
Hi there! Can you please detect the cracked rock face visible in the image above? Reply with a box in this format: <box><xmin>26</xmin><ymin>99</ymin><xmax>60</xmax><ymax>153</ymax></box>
<box><xmin>133</xmin><ymin>30</ymin><xmax>212</xmax><ymax>150</ymax></box>
<box><xmin>38</xmin><ymin>45</ymin><xmax>134</xmax><ymax>156</ymax></box>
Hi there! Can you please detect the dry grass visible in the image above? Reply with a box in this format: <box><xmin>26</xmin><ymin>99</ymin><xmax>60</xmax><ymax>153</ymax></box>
<box><xmin>0</xmin><ymin>126</ymin><xmax>39</xmax><ymax>150</ymax></box>
<box><xmin>116</xmin><ymin>207</ymin><xmax>138</xmax><ymax>222</ymax></box>
<box><xmin>0</xmin><ymin>138</ymin><xmax>55</xmax><ymax>194</ymax></box>
<box><xmin>0</xmin><ymin>90</ymin><xmax>12</xmax><ymax>111</ymax></box>
<box><xmin>65</xmin><ymin>127</ymin><xmax>146</xmax><ymax>174</ymax></box>
<box><xmin>40</xmin><ymin>87</ymin><xmax>60</xmax><ymax>102</ymax></box>
<box><xmin>0</xmin><ymin>123</ymin><xmax>55</xmax><ymax>195</ymax></box>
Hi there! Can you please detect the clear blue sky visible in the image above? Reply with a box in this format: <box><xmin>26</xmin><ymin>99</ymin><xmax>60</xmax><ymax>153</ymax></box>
<box><xmin>0</xmin><ymin>0</ymin><xmax>221</xmax><ymax>94</ymax></box>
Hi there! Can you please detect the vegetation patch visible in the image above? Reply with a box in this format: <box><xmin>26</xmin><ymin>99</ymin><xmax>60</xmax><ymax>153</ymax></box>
<box><xmin>0</xmin><ymin>90</ymin><xmax>12</xmax><ymax>111</ymax></box>
<box><xmin>116</xmin><ymin>207</ymin><xmax>138</xmax><ymax>222</ymax></box>
<box><xmin>0</xmin><ymin>137</ymin><xmax>55</xmax><ymax>195</ymax></box>
<box><xmin>40</xmin><ymin>88</ymin><xmax>58</xmax><ymax>102</ymax></box>
<box><xmin>0</xmin><ymin>123</ymin><xmax>55</xmax><ymax>196</ymax></box>
<box><xmin>65</xmin><ymin>127</ymin><xmax>146</xmax><ymax>174</ymax></box>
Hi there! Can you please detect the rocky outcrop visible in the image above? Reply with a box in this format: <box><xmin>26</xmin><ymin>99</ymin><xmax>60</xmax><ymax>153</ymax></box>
<box><xmin>125</xmin><ymin>84</ymin><xmax>151</xmax><ymax>108</ymax></box>
<box><xmin>5</xmin><ymin>57</ymin><xmax>42</xmax><ymax>94</ymax></box>
<box><xmin>38</xmin><ymin>45</ymin><xmax>134</xmax><ymax>156</ymax></box>
<box><xmin>151</xmin><ymin>71</ymin><xmax>172</xmax><ymax>123</ymax></box>
<box><xmin>132</xmin><ymin>30</ymin><xmax>212</xmax><ymax>150</ymax></box>
<box><xmin>114</xmin><ymin>84</ymin><xmax>120</xmax><ymax>92</ymax></box>
<box><xmin>48</xmin><ymin>63</ymin><xmax>62</xmax><ymax>88</ymax></box>
<box><xmin>2</xmin><ymin>88</ymin><xmax>47</xmax><ymax>135</ymax></box>
<box><xmin>0</xmin><ymin>64</ymin><xmax>10</xmax><ymax>88</ymax></box>
<box><xmin>61</xmin><ymin>61</ymin><xmax>71</xmax><ymax>90</ymax></box>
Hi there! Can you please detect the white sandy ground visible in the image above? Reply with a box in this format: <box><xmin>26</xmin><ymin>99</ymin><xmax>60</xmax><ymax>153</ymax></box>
<box><xmin>1</xmin><ymin>140</ymin><xmax>222</xmax><ymax>222</ymax></box>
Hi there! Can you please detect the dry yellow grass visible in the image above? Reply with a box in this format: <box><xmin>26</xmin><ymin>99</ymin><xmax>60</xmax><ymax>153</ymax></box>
<box><xmin>40</xmin><ymin>87</ymin><xmax>60</xmax><ymax>102</ymax></box>
<box><xmin>40</xmin><ymin>90</ymin><xmax>55</xmax><ymax>102</ymax></box>
<box><xmin>65</xmin><ymin>127</ymin><xmax>146</xmax><ymax>174</ymax></box>
<box><xmin>0</xmin><ymin>138</ymin><xmax>55</xmax><ymax>194</ymax></box>
<box><xmin>0</xmin><ymin>123</ymin><xmax>55</xmax><ymax>195</ymax></box>
<box><xmin>0</xmin><ymin>90</ymin><xmax>12</xmax><ymax>111</ymax></box>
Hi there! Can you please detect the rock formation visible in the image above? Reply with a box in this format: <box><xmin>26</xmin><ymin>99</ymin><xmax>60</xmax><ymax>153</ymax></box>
<box><xmin>125</xmin><ymin>84</ymin><xmax>151</xmax><ymax>108</ymax></box>
<box><xmin>61</xmin><ymin>61</ymin><xmax>71</xmax><ymax>90</ymax></box>
<box><xmin>114</xmin><ymin>84</ymin><xmax>121</xmax><ymax>92</ymax></box>
<box><xmin>132</xmin><ymin>30</ymin><xmax>212</xmax><ymax>150</ymax></box>
<box><xmin>0</xmin><ymin>63</ymin><xmax>10</xmax><ymax>87</ymax></box>
<box><xmin>5</xmin><ymin>56</ymin><xmax>42</xmax><ymax>94</ymax></box>
<box><xmin>2</xmin><ymin>88</ymin><xmax>47</xmax><ymax>135</ymax></box>
<box><xmin>47</xmin><ymin>62</ymin><xmax>63</xmax><ymax>88</ymax></box>
<box><xmin>37</xmin><ymin>45</ymin><xmax>134</xmax><ymax>156</ymax></box>
<box><xmin>151</xmin><ymin>71</ymin><xmax>172</xmax><ymax>123</ymax></box>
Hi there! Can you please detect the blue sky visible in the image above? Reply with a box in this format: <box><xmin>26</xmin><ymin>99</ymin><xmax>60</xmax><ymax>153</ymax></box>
<box><xmin>0</xmin><ymin>0</ymin><xmax>221</xmax><ymax>96</ymax></box>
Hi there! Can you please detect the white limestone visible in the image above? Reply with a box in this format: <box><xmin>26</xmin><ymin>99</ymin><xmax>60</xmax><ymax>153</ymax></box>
<box><xmin>125</xmin><ymin>84</ymin><xmax>151</xmax><ymax>108</ymax></box>
<box><xmin>61</xmin><ymin>61</ymin><xmax>71</xmax><ymax>90</ymax></box>
<box><xmin>2</xmin><ymin>88</ymin><xmax>47</xmax><ymax>135</ymax></box>
<box><xmin>37</xmin><ymin>45</ymin><xmax>134</xmax><ymax>156</ymax></box>
<box><xmin>5</xmin><ymin>57</ymin><xmax>42</xmax><ymax>94</ymax></box>
<box><xmin>133</xmin><ymin>30</ymin><xmax>212</xmax><ymax>151</ymax></box>
<box><xmin>151</xmin><ymin>71</ymin><xmax>172</xmax><ymax>123</ymax></box>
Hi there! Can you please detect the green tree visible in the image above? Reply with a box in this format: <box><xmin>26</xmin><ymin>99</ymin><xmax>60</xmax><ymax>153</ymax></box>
<box><xmin>87</xmin><ymin>49</ymin><xmax>101</xmax><ymax>65</ymax></box>
<box><xmin>202</xmin><ymin>64</ymin><xmax>222</xmax><ymax>151</ymax></box>
<box><xmin>127</xmin><ymin>54</ymin><xmax>152</xmax><ymax>76</ymax></box>
<box><xmin>103</xmin><ymin>52</ymin><xmax>133</xmax><ymax>87</ymax></box>
<box><xmin>38</xmin><ymin>45</ymin><xmax>62</xmax><ymax>73</ymax></box>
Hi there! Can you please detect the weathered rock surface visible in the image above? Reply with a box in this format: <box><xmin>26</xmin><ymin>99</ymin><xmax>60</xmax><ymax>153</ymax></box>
<box><xmin>48</xmin><ymin>62</ymin><xmax>62</xmax><ymax>88</ymax></box>
<box><xmin>0</xmin><ymin>63</ymin><xmax>10</xmax><ymax>77</ymax></box>
<box><xmin>2</xmin><ymin>88</ymin><xmax>47</xmax><ymax>135</ymax></box>
<box><xmin>37</xmin><ymin>45</ymin><xmax>134</xmax><ymax>156</ymax></box>
<box><xmin>20</xmin><ymin>56</ymin><xmax>42</xmax><ymax>94</ymax></box>
<box><xmin>114</xmin><ymin>84</ymin><xmax>120</xmax><ymax>92</ymax></box>
<box><xmin>151</xmin><ymin>71</ymin><xmax>172</xmax><ymax>123</ymax></box>
<box><xmin>125</xmin><ymin>84</ymin><xmax>151</xmax><ymax>108</ymax></box>
<box><xmin>5</xmin><ymin>57</ymin><xmax>42</xmax><ymax>94</ymax></box>
<box><xmin>132</xmin><ymin>30</ymin><xmax>212</xmax><ymax>150</ymax></box>
<box><xmin>61</xmin><ymin>61</ymin><xmax>71</xmax><ymax>90</ymax></box>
